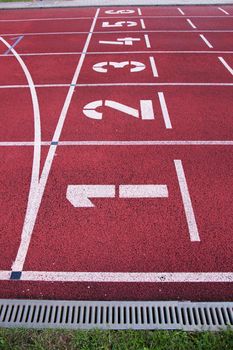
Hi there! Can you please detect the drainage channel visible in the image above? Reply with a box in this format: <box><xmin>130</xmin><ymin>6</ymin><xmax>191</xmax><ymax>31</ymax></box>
<box><xmin>0</xmin><ymin>300</ymin><xmax>233</xmax><ymax>331</ymax></box>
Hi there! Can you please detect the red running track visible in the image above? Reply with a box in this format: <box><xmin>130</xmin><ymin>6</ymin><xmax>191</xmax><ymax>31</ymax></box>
<box><xmin>0</xmin><ymin>5</ymin><xmax>233</xmax><ymax>301</ymax></box>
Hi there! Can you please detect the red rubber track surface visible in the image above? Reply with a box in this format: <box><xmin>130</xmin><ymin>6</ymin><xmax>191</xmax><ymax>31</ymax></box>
<box><xmin>0</xmin><ymin>5</ymin><xmax>233</xmax><ymax>301</ymax></box>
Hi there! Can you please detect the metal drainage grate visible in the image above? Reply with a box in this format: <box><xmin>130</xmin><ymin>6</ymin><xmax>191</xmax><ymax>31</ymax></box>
<box><xmin>0</xmin><ymin>300</ymin><xmax>233</xmax><ymax>331</ymax></box>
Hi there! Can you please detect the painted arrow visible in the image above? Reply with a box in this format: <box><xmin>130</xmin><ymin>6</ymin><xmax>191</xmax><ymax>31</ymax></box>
<box><xmin>66</xmin><ymin>184</ymin><xmax>168</xmax><ymax>208</ymax></box>
<box><xmin>66</xmin><ymin>185</ymin><xmax>115</xmax><ymax>208</ymax></box>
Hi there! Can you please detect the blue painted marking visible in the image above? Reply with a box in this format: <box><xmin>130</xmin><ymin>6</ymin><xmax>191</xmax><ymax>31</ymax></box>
<box><xmin>70</xmin><ymin>84</ymin><xmax>76</xmax><ymax>86</ymax></box>
<box><xmin>4</xmin><ymin>36</ymin><xmax>24</xmax><ymax>56</ymax></box>
<box><xmin>51</xmin><ymin>141</ymin><xmax>58</xmax><ymax>145</ymax></box>
<box><xmin>10</xmin><ymin>271</ymin><xmax>22</xmax><ymax>280</ymax></box>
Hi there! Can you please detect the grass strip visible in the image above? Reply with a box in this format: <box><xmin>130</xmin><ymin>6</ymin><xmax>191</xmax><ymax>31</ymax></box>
<box><xmin>0</xmin><ymin>328</ymin><xmax>233</xmax><ymax>350</ymax></box>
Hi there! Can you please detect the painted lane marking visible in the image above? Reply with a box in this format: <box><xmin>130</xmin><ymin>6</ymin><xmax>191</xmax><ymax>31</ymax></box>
<box><xmin>1</xmin><ymin>141</ymin><xmax>233</xmax><ymax>147</ymax></box>
<box><xmin>11</xmin><ymin>8</ymin><xmax>100</xmax><ymax>273</ymax></box>
<box><xmin>55</xmin><ymin>140</ymin><xmax>233</xmax><ymax>146</ymax></box>
<box><xmin>218</xmin><ymin>57</ymin><xmax>233</xmax><ymax>76</ymax></box>
<box><xmin>102</xmin><ymin>21</ymin><xmax>137</xmax><ymax>28</ymax></box>
<box><xmin>0</xmin><ymin>37</ymin><xmax>42</xmax><ymax>273</ymax></box>
<box><xmin>177</xmin><ymin>8</ymin><xmax>185</xmax><ymax>15</ymax></box>
<box><xmin>144</xmin><ymin>34</ymin><xmax>151</xmax><ymax>48</ymax></box>
<box><xmin>1</xmin><ymin>15</ymin><xmax>233</xmax><ymax>23</ymax></box>
<box><xmin>137</xmin><ymin>8</ymin><xmax>142</xmax><ymax>16</ymax></box>
<box><xmin>0</xmin><ymin>271</ymin><xmax>11</xmax><ymax>280</ymax></box>
<box><xmin>3</xmin><ymin>35</ymin><xmax>24</xmax><ymax>55</ymax></box>
<box><xmin>19</xmin><ymin>271</ymin><xmax>233</xmax><ymax>282</ymax></box>
<box><xmin>67</xmin><ymin>184</ymin><xmax>168</xmax><ymax>207</ymax></box>
<box><xmin>67</xmin><ymin>185</ymin><xmax>115</xmax><ymax>207</ymax></box>
<box><xmin>158</xmin><ymin>92</ymin><xmax>172</xmax><ymax>129</ymax></box>
<box><xmin>140</xmin><ymin>19</ymin><xmax>146</xmax><ymax>29</ymax></box>
<box><xmin>1</xmin><ymin>51</ymin><xmax>233</xmax><ymax>57</ymax></box>
<box><xmin>83</xmin><ymin>100</ymin><xmax>155</xmax><ymax>120</ymax></box>
<box><xmin>218</xmin><ymin>7</ymin><xmax>229</xmax><ymax>15</ymax></box>
<box><xmin>2</xmin><ymin>29</ymin><xmax>233</xmax><ymax>36</ymax></box>
<box><xmin>1</xmin><ymin>83</ymin><xmax>233</xmax><ymax>89</ymax></box>
<box><xmin>105</xmin><ymin>9</ymin><xmax>135</xmax><ymax>15</ymax></box>
<box><xmin>186</xmin><ymin>19</ymin><xmax>197</xmax><ymax>29</ymax></box>
<box><xmin>92</xmin><ymin>61</ymin><xmax>145</xmax><ymax>73</ymax></box>
<box><xmin>119</xmin><ymin>185</ymin><xmax>168</xmax><ymax>198</ymax></box>
<box><xmin>149</xmin><ymin>56</ymin><xmax>159</xmax><ymax>77</ymax></box>
<box><xmin>199</xmin><ymin>34</ymin><xmax>213</xmax><ymax>48</ymax></box>
<box><xmin>174</xmin><ymin>160</ymin><xmax>200</xmax><ymax>242</ymax></box>
<box><xmin>99</xmin><ymin>37</ymin><xmax>140</xmax><ymax>46</ymax></box>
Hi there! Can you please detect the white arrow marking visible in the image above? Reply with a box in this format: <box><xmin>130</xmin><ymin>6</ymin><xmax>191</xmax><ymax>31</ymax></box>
<box><xmin>119</xmin><ymin>185</ymin><xmax>168</xmax><ymax>198</ymax></box>
<box><xmin>67</xmin><ymin>184</ymin><xmax>169</xmax><ymax>207</ymax></box>
<box><xmin>67</xmin><ymin>185</ymin><xmax>115</xmax><ymax>208</ymax></box>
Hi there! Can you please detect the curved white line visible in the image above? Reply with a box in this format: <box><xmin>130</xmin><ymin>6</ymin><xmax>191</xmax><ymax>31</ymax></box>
<box><xmin>0</xmin><ymin>37</ymin><xmax>41</xmax><ymax>271</ymax></box>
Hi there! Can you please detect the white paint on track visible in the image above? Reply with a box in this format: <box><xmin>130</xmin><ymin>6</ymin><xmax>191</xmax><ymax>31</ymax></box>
<box><xmin>1</xmin><ymin>15</ymin><xmax>233</xmax><ymax>23</ymax></box>
<box><xmin>119</xmin><ymin>185</ymin><xmax>168</xmax><ymax>198</ymax></box>
<box><xmin>1</xmin><ymin>29</ymin><xmax>233</xmax><ymax>37</ymax></box>
<box><xmin>149</xmin><ymin>56</ymin><xmax>159</xmax><ymax>77</ymax></box>
<box><xmin>199</xmin><ymin>34</ymin><xmax>213</xmax><ymax>48</ymax></box>
<box><xmin>186</xmin><ymin>19</ymin><xmax>197</xmax><ymax>29</ymax></box>
<box><xmin>11</xmin><ymin>8</ymin><xmax>100</xmax><ymax>272</ymax></box>
<box><xmin>177</xmin><ymin>8</ymin><xmax>185</xmax><ymax>15</ymax></box>
<box><xmin>0</xmin><ymin>37</ymin><xmax>42</xmax><ymax>272</ymax></box>
<box><xmin>0</xmin><ymin>271</ymin><xmax>11</xmax><ymax>280</ymax></box>
<box><xmin>1</xmin><ymin>50</ymin><xmax>233</xmax><ymax>57</ymax></box>
<box><xmin>218</xmin><ymin>7</ymin><xmax>230</xmax><ymax>15</ymax></box>
<box><xmin>218</xmin><ymin>56</ymin><xmax>233</xmax><ymax>75</ymax></box>
<box><xmin>144</xmin><ymin>34</ymin><xmax>151</xmax><ymax>48</ymax></box>
<box><xmin>158</xmin><ymin>92</ymin><xmax>172</xmax><ymax>129</ymax></box>
<box><xmin>1</xmin><ymin>141</ymin><xmax>233</xmax><ymax>147</ymax></box>
<box><xmin>19</xmin><ymin>271</ymin><xmax>233</xmax><ymax>283</ymax></box>
<box><xmin>174</xmin><ymin>160</ymin><xmax>200</xmax><ymax>242</ymax></box>
<box><xmin>1</xmin><ymin>82</ymin><xmax>233</xmax><ymax>90</ymax></box>
<box><xmin>140</xmin><ymin>19</ymin><xmax>146</xmax><ymax>29</ymax></box>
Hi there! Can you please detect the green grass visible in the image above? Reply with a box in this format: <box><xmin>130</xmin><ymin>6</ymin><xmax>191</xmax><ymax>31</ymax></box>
<box><xmin>0</xmin><ymin>329</ymin><xmax>233</xmax><ymax>350</ymax></box>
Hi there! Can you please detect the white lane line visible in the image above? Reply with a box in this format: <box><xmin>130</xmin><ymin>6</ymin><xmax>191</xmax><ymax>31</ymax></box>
<box><xmin>174</xmin><ymin>160</ymin><xmax>200</xmax><ymax>242</ymax></box>
<box><xmin>199</xmin><ymin>34</ymin><xmax>213</xmax><ymax>48</ymax></box>
<box><xmin>1</xmin><ymin>15</ymin><xmax>233</xmax><ymax>22</ymax></box>
<box><xmin>1</xmin><ymin>83</ymin><xmax>233</xmax><ymax>89</ymax></box>
<box><xmin>11</xmin><ymin>8</ymin><xmax>100</xmax><ymax>272</ymax></box>
<box><xmin>149</xmin><ymin>56</ymin><xmax>159</xmax><ymax>77</ymax></box>
<box><xmin>0</xmin><ymin>84</ymin><xmax>69</xmax><ymax>89</ymax></box>
<box><xmin>140</xmin><ymin>19</ymin><xmax>146</xmax><ymax>29</ymax></box>
<box><xmin>144</xmin><ymin>34</ymin><xmax>151</xmax><ymax>48</ymax></box>
<box><xmin>218</xmin><ymin>7</ymin><xmax>230</xmax><ymax>15</ymax></box>
<box><xmin>1</xmin><ymin>29</ymin><xmax>233</xmax><ymax>37</ymax></box>
<box><xmin>0</xmin><ymin>37</ymin><xmax>42</xmax><ymax>272</ymax></box>
<box><xmin>1</xmin><ymin>141</ymin><xmax>233</xmax><ymax>147</ymax></box>
<box><xmin>0</xmin><ymin>141</ymin><xmax>50</xmax><ymax>146</ymax></box>
<box><xmin>177</xmin><ymin>8</ymin><xmax>185</xmax><ymax>15</ymax></box>
<box><xmin>186</xmin><ymin>19</ymin><xmax>197</xmax><ymax>29</ymax></box>
<box><xmin>119</xmin><ymin>185</ymin><xmax>168</xmax><ymax>198</ymax></box>
<box><xmin>20</xmin><ymin>271</ymin><xmax>233</xmax><ymax>282</ymax></box>
<box><xmin>0</xmin><ymin>271</ymin><xmax>11</xmax><ymax>280</ymax></box>
<box><xmin>158</xmin><ymin>92</ymin><xmax>172</xmax><ymax>129</ymax></box>
<box><xmin>1</xmin><ymin>50</ymin><xmax>233</xmax><ymax>57</ymax></box>
<box><xmin>218</xmin><ymin>56</ymin><xmax>233</xmax><ymax>75</ymax></box>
